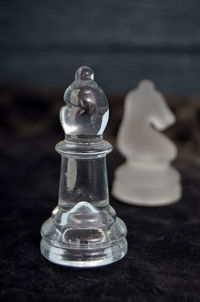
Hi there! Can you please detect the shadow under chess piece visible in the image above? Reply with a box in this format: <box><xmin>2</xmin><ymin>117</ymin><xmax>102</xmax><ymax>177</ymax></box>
<box><xmin>112</xmin><ymin>80</ymin><xmax>182</xmax><ymax>206</ymax></box>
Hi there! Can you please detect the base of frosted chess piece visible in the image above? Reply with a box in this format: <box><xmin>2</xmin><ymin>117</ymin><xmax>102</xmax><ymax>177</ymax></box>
<box><xmin>41</xmin><ymin>201</ymin><xmax>127</xmax><ymax>267</ymax></box>
<box><xmin>112</xmin><ymin>161</ymin><xmax>181</xmax><ymax>206</ymax></box>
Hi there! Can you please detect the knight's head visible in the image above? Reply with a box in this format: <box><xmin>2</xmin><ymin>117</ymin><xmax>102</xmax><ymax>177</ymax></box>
<box><xmin>60</xmin><ymin>66</ymin><xmax>109</xmax><ymax>140</ymax></box>
<box><xmin>138</xmin><ymin>80</ymin><xmax>175</xmax><ymax>130</ymax></box>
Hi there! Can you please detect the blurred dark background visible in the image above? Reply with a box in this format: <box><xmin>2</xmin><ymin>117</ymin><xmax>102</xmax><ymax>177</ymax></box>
<box><xmin>1</xmin><ymin>1</ymin><xmax>200</xmax><ymax>302</ymax></box>
<box><xmin>0</xmin><ymin>0</ymin><xmax>200</xmax><ymax>94</ymax></box>
<box><xmin>1</xmin><ymin>0</ymin><xmax>200</xmax><ymax>159</ymax></box>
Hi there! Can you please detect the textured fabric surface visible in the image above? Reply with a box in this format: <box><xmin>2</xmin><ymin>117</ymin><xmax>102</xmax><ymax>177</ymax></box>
<box><xmin>1</xmin><ymin>134</ymin><xmax>200</xmax><ymax>302</ymax></box>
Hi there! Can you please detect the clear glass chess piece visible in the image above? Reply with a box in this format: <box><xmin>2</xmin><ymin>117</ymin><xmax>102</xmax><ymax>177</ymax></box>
<box><xmin>112</xmin><ymin>80</ymin><xmax>182</xmax><ymax>206</ymax></box>
<box><xmin>40</xmin><ymin>66</ymin><xmax>127</xmax><ymax>267</ymax></box>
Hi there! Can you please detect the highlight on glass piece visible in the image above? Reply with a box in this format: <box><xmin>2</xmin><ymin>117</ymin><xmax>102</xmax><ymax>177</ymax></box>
<box><xmin>112</xmin><ymin>80</ymin><xmax>182</xmax><ymax>206</ymax></box>
<box><xmin>40</xmin><ymin>66</ymin><xmax>127</xmax><ymax>267</ymax></box>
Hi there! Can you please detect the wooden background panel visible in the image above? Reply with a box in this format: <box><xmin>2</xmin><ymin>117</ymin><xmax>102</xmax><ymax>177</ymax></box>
<box><xmin>0</xmin><ymin>0</ymin><xmax>200</xmax><ymax>93</ymax></box>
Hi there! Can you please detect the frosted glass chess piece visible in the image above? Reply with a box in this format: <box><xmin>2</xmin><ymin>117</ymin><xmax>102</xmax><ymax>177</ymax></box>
<box><xmin>112</xmin><ymin>80</ymin><xmax>181</xmax><ymax>206</ymax></box>
<box><xmin>40</xmin><ymin>66</ymin><xmax>127</xmax><ymax>267</ymax></box>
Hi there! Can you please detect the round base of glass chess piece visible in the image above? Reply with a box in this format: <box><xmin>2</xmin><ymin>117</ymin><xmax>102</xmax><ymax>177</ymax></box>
<box><xmin>112</xmin><ymin>162</ymin><xmax>181</xmax><ymax>206</ymax></box>
<box><xmin>41</xmin><ymin>202</ymin><xmax>127</xmax><ymax>268</ymax></box>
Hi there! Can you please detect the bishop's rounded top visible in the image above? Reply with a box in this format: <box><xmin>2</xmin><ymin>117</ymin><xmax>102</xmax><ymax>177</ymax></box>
<box><xmin>60</xmin><ymin>66</ymin><xmax>109</xmax><ymax>141</ymax></box>
<box><xmin>75</xmin><ymin>66</ymin><xmax>94</xmax><ymax>81</ymax></box>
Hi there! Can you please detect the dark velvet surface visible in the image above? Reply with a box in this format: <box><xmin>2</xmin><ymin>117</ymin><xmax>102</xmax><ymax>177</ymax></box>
<box><xmin>1</xmin><ymin>132</ymin><xmax>200</xmax><ymax>302</ymax></box>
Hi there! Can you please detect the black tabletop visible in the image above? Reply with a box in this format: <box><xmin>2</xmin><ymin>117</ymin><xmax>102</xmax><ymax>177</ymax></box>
<box><xmin>1</xmin><ymin>132</ymin><xmax>200</xmax><ymax>302</ymax></box>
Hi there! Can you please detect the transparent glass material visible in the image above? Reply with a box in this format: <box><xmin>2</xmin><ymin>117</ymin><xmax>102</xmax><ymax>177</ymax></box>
<box><xmin>58</xmin><ymin>157</ymin><xmax>109</xmax><ymax>208</ymax></box>
<box><xmin>40</xmin><ymin>66</ymin><xmax>127</xmax><ymax>267</ymax></box>
<box><xmin>112</xmin><ymin>80</ymin><xmax>181</xmax><ymax>206</ymax></box>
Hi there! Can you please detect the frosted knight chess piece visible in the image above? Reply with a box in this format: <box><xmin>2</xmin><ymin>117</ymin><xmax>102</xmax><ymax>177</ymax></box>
<box><xmin>40</xmin><ymin>66</ymin><xmax>127</xmax><ymax>267</ymax></box>
<box><xmin>112</xmin><ymin>80</ymin><xmax>181</xmax><ymax>206</ymax></box>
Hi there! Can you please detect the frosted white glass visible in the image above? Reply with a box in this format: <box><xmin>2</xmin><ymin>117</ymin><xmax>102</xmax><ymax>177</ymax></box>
<box><xmin>112</xmin><ymin>80</ymin><xmax>182</xmax><ymax>206</ymax></box>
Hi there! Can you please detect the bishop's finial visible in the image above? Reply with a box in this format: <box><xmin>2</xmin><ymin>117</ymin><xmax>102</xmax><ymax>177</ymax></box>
<box><xmin>75</xmin><ymin>66</ymin><xmax>94</xmax><ymax>81</ymax></box>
